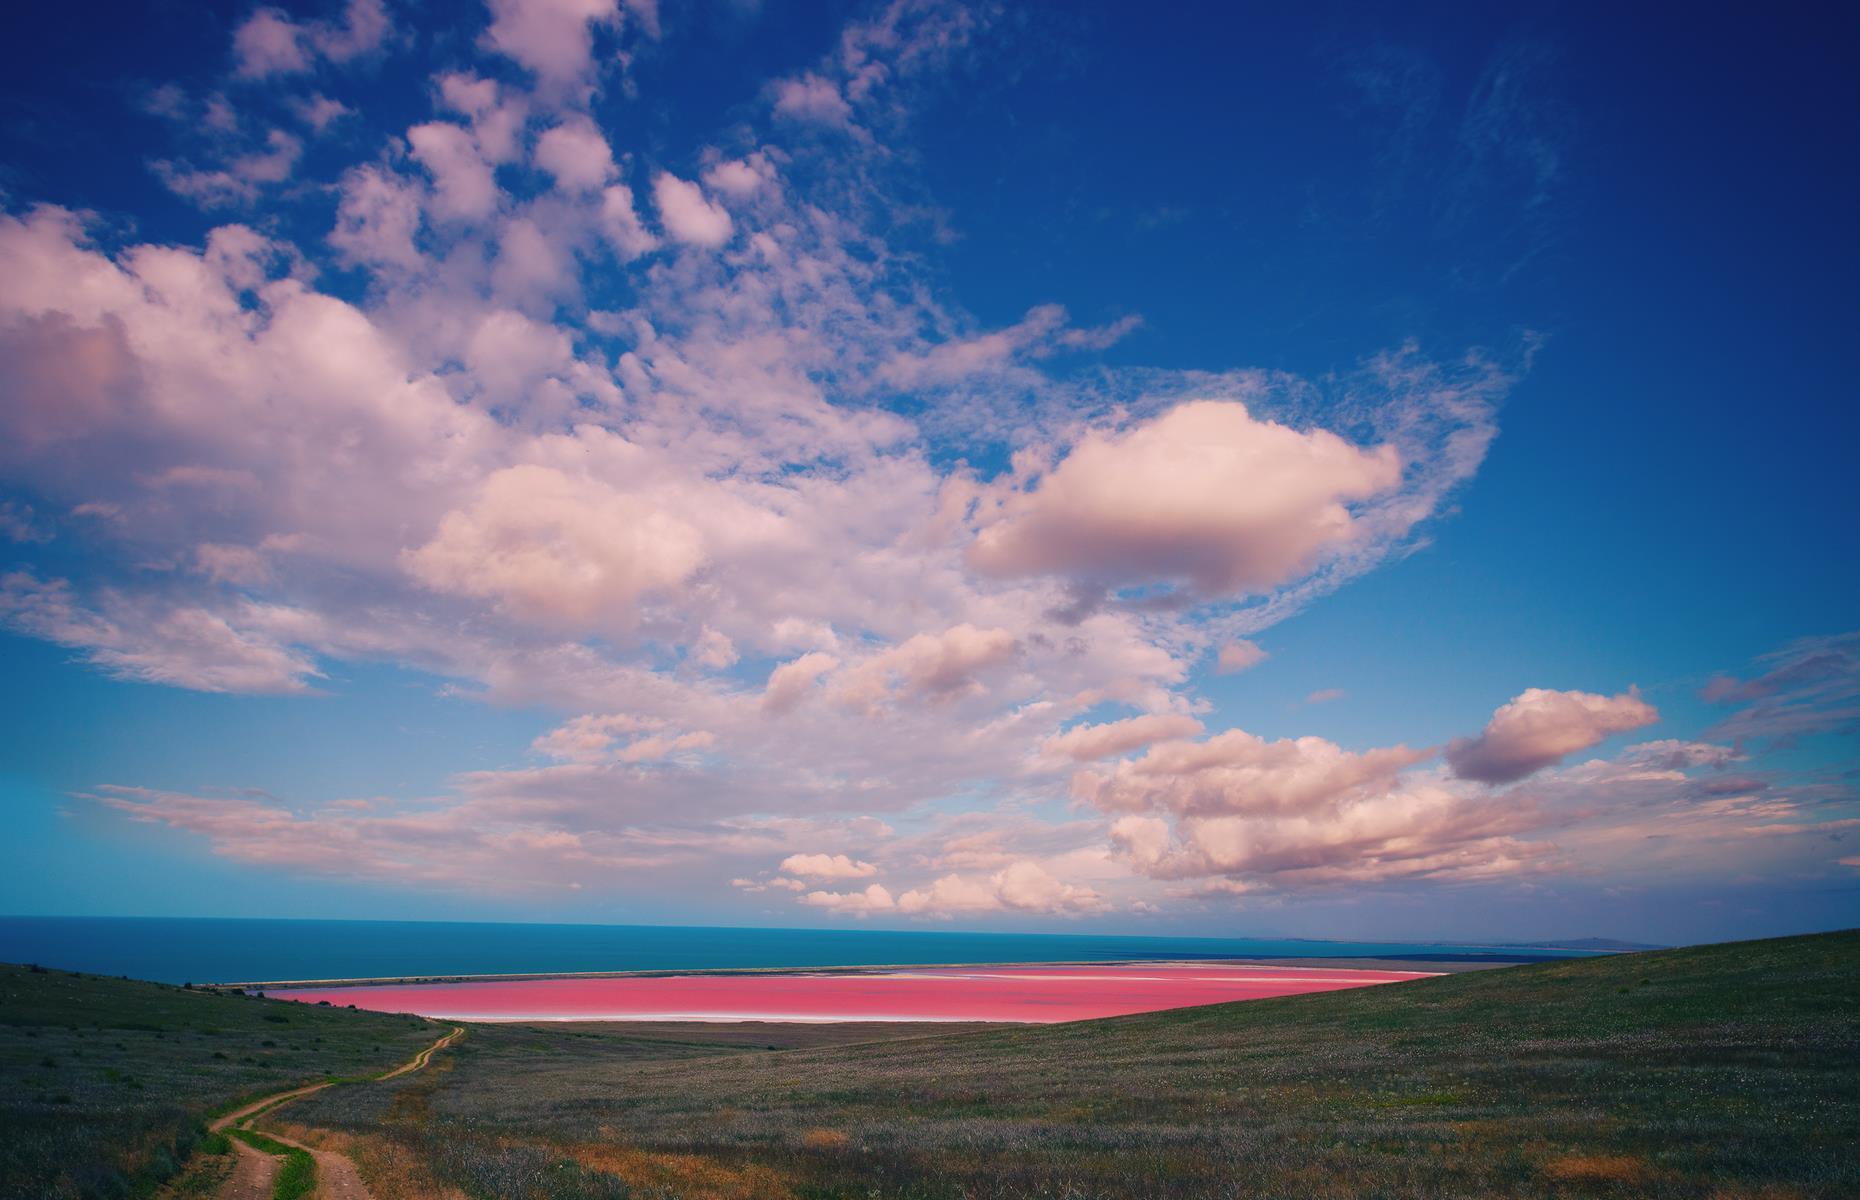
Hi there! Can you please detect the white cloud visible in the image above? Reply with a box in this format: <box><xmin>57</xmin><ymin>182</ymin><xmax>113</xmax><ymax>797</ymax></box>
<box><xmin>652</xmin><ymin>173</ymin><xmax>734</xmax><ymax>247</ymax></box>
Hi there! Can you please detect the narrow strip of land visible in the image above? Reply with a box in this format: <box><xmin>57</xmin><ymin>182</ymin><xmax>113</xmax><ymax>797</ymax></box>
<box><xmin>209</xmin><ymin>1025</ymin><xmax>461</xmax><ymax>1200</ymax></box>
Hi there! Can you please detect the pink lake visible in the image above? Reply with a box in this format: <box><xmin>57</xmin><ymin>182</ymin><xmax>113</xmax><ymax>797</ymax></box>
<box><xmin>270</xmin><ymin>962</ymin><xmax>1434</xmax><ymax>1023</ymax></box>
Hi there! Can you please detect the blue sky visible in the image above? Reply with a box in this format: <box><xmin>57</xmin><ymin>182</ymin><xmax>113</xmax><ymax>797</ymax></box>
<box><xmin>0</xmin><ymin>0</ymin><xmax>1854</xmax><ymax>944</ymax></box>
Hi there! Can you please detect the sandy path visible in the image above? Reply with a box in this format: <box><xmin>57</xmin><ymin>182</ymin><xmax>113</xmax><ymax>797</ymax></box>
<box><xmin>241</xmin><ymin>1127</ymin><xmax>371</xmax><ymax>1200</ymax></box>
<box><xmin>378</xmin><ymin>1026</ymin><xmax>462</xmax><ymax>1078</ymax></box>
<box><xmin>211</xmin><ymin>1025</ymin><xmax>461</xmax><ymax>1200</ymax></box>
<box><xmin>220</xmin><ymin>1139</ymin><xmax>278</xmax><ymax>1200</ymax></box>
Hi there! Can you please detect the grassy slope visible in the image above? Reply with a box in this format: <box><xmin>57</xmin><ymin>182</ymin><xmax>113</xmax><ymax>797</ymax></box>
<box><xmin>290</xmin><ymin>929</ymin><xmax>1859</xmax><ymax>1200</ymax></box>
<box><xmin>0</xmin><ymin>963</ymin><xmax>440</xmax><ymax>1199</ymax></box>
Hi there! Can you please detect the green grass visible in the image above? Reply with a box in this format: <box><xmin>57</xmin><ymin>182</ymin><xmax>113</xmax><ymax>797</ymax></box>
<box><xmin>227</xmin><ymin>1128</ymin><xmax>316</xmax><ymax>1200</ymax></box>
<box><xmin>287</xmin><ymin>929</ymin><xmax>1859</xmax><ymax>1199</ymax></box>
<box><xmin>0</xmin><ymin>963</ymin><xmax>439</xmax><ymax>1199</ymax></box>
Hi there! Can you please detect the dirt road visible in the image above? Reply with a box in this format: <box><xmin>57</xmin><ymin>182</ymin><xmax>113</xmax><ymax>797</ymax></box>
<box><xmin>210</xmin><ymin>1025</ymin><xmax>461</xmax><ymax>1199</ymax></box>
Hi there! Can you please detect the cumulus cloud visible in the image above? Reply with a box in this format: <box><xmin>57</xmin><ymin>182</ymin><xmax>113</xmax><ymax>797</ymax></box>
<box><xmin>599</xmin><ymin>184</ymin><xmax>658</xmax><ymax>258</ymax></box>
<box><xmin>898</xmin><ymin>860</ymin><xmax>1105</xmax><ymax>916</ymax></box>
<box><xmin>969</xmin><ymin>401</ymin><xmax>1403</xmax><ymax>598</ymax></box>
<box><xmin>651</xmin><ymin>173</ymin><xmax>734</xmax><ymax>247</ymax></box>
<box><xmin>801</xmin><ymin>882</ymin><xmax>895</xmax><ymax>913</ymax></box>
<box><xmin>1075</xmin><ymin>728</ymin><xmax>1428</xmax><ymax>818</ymax></box>
<box><xmin>702</xmin><ymin>153</ymin><xmax>777</xmax><ymax>199</ymax></box>
<box><xmin>1070</xmin><ymin>725</ymin><xmax>1570</xmax><ymax>892</ymax></box>
<box><xmin>0</xmin><ymin>0</ymin><xmax>1571</xmax><ymax>917</ymax></box>
<box><xmin>480</xmin><ymin>0</ymin><xmax>644</xmax><ymax>96</ymax></box>
<box><xmin>772</xmin><ymin>74</ymin><xmax>853</xmax><ymax>126</ymax></box>
<box><xmin>405</xmin><ymin>465</ymin><xmax>706</xmax><ymax>629</ymax></box>
<box><xmin>833</xmin><ymin>624</ymin><xmax>1017</xmax><ymax>710</ymax></box>
<box><xmin>762</xmin><ymin>652</ymin><xmax>840</xmax><ymax>716</ymax></box>
<box><xmin>233</xmin><ymin>0</ymin><xmax>391</xmax><ymax>79</ymax></box>
<box><xmin>780</xmin><ymin>852</ymin><xmax>879</xmax><ymax>880</ymax></box>
<box><xmin>408</xmin><ymin>122</ymin><xmax>499</xmax><ymax>222</ymax></box>
<box><xmin>1105</xmin><ymin>777</ymin><xmax>1542</xmax><ymax>890</ymax></box>
<box><xmin>330</xmin><ymin>166</ymin><xmax>424</xmax><ymax>268</ymax></box>
<box><xmin>1446</xmin><ymin>687</ymin><xmax>1658</xmax><ymax>784</ymax></box>
<box><xmin>533</xmin><ymin>116</ymin><xmax>616</xmax><ymax>192</ymax></box>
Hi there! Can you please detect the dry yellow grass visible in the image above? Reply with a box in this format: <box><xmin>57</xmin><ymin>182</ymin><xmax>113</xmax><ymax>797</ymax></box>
<box><xmin>1541</xmin><ymin>1152</ymin><xmax>1654</xmax><ymax>1184</ymax></box>
<box><xmin>566</xmin><ymin>1142</ymin><xmax>796</xmax><ymax>1200</ymax></box>
<box><xmin>271</xmin><ymin>1122</ymin><xmax>466</xmax><ymax>1200</ymax></box>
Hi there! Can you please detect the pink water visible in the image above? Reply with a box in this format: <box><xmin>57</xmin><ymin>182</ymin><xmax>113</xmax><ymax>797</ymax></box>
<box><xmin>271</xmin><ymin>962</ymin><xmax>1431</xmax><ymax>1023</ymax></box>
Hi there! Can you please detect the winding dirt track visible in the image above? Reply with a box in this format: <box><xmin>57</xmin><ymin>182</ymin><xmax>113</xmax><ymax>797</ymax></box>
<box><xmin>210</xmin><ymin>1026</ymin><xmax>462</xmax><ymax>1200</ymax></box>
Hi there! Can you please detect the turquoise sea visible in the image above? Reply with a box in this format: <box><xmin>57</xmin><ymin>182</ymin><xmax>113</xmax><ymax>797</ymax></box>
<box><xmin>0</xmin><ymin>916</ymin><xmax>1592</xmax><ymax>985</ymax></box>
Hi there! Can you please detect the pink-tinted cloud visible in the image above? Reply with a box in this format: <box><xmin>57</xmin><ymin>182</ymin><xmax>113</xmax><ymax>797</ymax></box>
<box><xmin>533</xmin><ymin>116</ymin><xmax>616</xmax><ymax>192</ymax></box>
<box><xmin>481</xmin><ymin>0</ymin><xmax>632</xmax><ymax>96</ymax></box>
<box><xmin>0</xmin><ymin>0</ymin><xmax>1555</xmax><ymax>920</ymax></box>
<box><xmin>1040</xmin><ymin>714</ymin><xmax>1204</xmax><ymax>762</ymax></box>
<box><xmin>968</xmin><ymin>401</ymin><xmax>1403</xmax><ymax>597</ymax></box>
<box><xmin>408</xmin><ymin>122</ymin><xmax>499</xmax><ymax>222</ymax></box>
<box><xmin>0</xmin><ymin>572</ymin><xmax>321</xmax><ymax>694</ymax></box>
<box><xmin>1216</xmin><ymin>639</ymin><xmax>1267</xmax><ymax>674</ymax></box>
<box><xmin>773</xmin><ymin>74</ymin><xmax>852</xmax><ymax>126</ymax></box>
<box><xmin>1702</xmin><ymin>632</ymin><xmax>1860</xmax><ymax>744</ymax></box>
<box><xmin>1075</xmin><ymin>728</ymin><xmax>1428</xmax><ymax>818</ymax></box>
<box><xmin>233</xmin><ymin>0</ymin><xmax>392</xmax><ymax>79</ymax></box>
<box><xmin>801</xmin><ymin>882</ymin><xmax>895</xmax><ymax>914</ymax></box>
<box><xmin>762</xmin><ymin>651</ymin><xmax>840</xmax><ymax>715</ymax></box>
<box><xmin>780</xmin><ymin>852</ymin><xmax>879</xmax><ymax>880</ymax></box>
<box><xmin>833</xmin><ymin>623</ymin><xmax>1018</xmax><ymax>710</ymax></box>
<box><xmin>897</xmin><ymin>860</ymin><xmax>1107</xmax><ymax>917</ymax></box>
<box><xmin>405</xmin><ymin>464</ymin><xmax>706</xmax><ymax>628</ymax></box>
<box><xmin>652</xmin><ymin>173</ymin><xmax>734</xmax><ymax>247</ymax></box>
<box><xmin>1446</xmin><ymin>686</ymin><xmax>1658</xmax><ymax>784</ymax></box>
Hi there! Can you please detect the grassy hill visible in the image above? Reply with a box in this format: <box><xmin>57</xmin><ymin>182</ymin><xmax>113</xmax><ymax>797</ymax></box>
<box><xmin>0</xmin><ymin>963</ymin><xmax>441</xmax><ymax>1198</ymax></box>
<box><xmin>283</xmin><ymin>929</ymin><xmax>1859</xmax><ymax>1200</ymax></box>
<box><xmin>4</xmin><ymin>931</ymin><xmax>1854</xmax><ymax>1199</ymax></box>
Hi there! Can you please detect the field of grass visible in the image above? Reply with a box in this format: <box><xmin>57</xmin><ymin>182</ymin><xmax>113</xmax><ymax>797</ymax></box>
<box><xmin>283</xmin><ymin>930</ymin><xmax>1859</xmax><ymax>1200</ymax></box>
<box><xmin>0</xmin><ymin>962</ymin><xmax>441</xmax><ymax>1198</ymax></box>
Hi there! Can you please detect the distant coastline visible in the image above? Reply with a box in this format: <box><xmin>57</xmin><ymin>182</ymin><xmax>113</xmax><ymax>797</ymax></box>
<box><xmin>209</xmin><ymin>954</ymin><xmax>1518</xmax><ymax>992</ymax></box>
<box><xmin>0</xmin><ymin>914</ymin><xmax>1612</xmax><ymax>989</ymax></box>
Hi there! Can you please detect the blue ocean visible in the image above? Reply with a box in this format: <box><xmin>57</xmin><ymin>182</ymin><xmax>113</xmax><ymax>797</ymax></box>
<box><xmin>0</xmin><ymin>916</ymin><xmax>1588</xmax><ymax>985</ymax></box>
